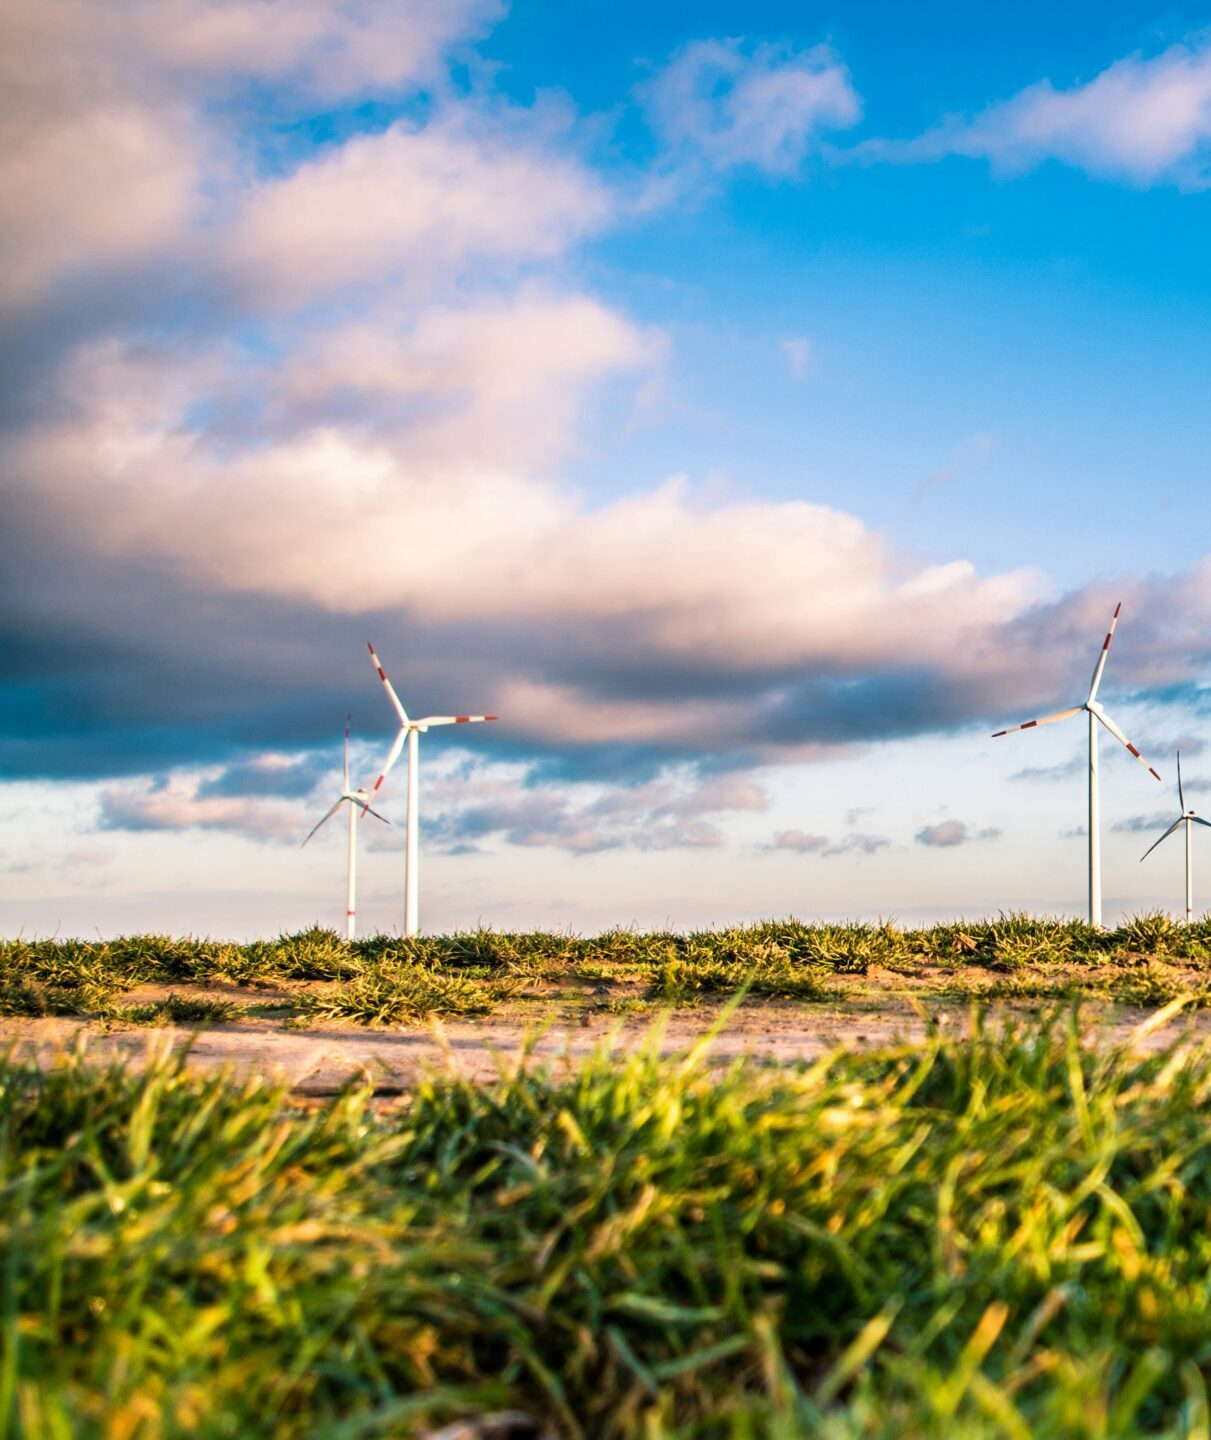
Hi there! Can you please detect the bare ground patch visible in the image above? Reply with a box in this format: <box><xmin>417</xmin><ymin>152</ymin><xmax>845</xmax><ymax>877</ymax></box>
<box><xmin>3</xmin><ymin>990</ymin><xmax>1207</xmax><ymax>1095</ymax></box>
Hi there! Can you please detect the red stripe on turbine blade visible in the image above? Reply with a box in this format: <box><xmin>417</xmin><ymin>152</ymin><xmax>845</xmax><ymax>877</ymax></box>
<box><xmin>1128</xmin><ymin>744</ymin><xmax>1141</xmax><ymax>757</ymax></box>
<box><xmin>1102</xmin><ymin>634</ymin><xmax>1112</xmax><ymax>650</ymax></box>
<box><xmin>366</xmin><ymin>642</ymin><xmax>375</xmax><ymax>656</ymax></box>
<box><xmin>1022</xmin><ymin>721</ymin><xmax>1037</xmax><ymax>729</ymax></box>
<box><xmin>1114</xmin><ymin>602</ymin><xmax>1122</xmax><ymax>617</ymax></box>
<box><xmin>455</xmin><ymin>716</ymin><xmax>470</xmax><ymax>723</ymax></box>
<box><xmin>377</xmin><ymin>667</ymin><xmax>386</xmax><ymax>681</ymax></box>
<box><xmin>1150</xmin><ymin>768</ymin><xmax>1161</xmax><ymax>781</ymax></box>
<box><xmin>992</xmin><ymin>730</ymin><xmax>1007</xmax><ymax>738</ymax></box>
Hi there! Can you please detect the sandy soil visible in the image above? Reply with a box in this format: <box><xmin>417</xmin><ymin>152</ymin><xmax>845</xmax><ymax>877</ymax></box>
<box><xmin>2</xmin><ymin>992</ymin><xmax>1205</xmax><ymax>1094</ymax></box>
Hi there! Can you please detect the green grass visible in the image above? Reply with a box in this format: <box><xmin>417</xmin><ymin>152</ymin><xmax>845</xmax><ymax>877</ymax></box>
<box><xmin>293</xmin><ymin>963</ymin><xmax>509</xmax><ymax>1027</ymax></box>
<box><xmin>100</xmin><ymin>995</ymin><xmax>242</xmax><ymax>1028</ymax></box>
<box><xmin>5</xmin><ymin>1014</ymin><xmax>1211</xmax><ymax>1436</ymax></box>
<box><xmin>2</xmin><ymin>914</ymin><xmax>1211</xmax><ymax>1029</ymax></box>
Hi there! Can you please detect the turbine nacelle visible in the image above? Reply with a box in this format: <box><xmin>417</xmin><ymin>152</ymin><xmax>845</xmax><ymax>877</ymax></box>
<box><xmin>302</xmin><ymin>791</ymin><xmax>389</xmax><ymax>847</ymax></box>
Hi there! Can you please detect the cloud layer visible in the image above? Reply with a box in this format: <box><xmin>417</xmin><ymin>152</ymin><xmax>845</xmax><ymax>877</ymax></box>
<box><xmin>7</xmin><ymin>1</ymin><xmax>1211</xmax><ymax>846</ymax></box>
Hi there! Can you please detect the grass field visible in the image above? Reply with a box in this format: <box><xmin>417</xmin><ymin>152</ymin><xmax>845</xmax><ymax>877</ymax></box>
<box><xmin>3</xmin><ymin>914</ymin><xmax>1211</xmax><ymax>1028</ymax></box>
<box><xmin>4</xmin><ymin>1012</ymin><xmax>1211</xmax><ymax>1438</ymax></box>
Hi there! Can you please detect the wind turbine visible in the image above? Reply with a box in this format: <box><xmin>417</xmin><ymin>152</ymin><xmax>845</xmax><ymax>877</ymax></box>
<box><xmin>302</xmin><ymin>715</ymin><xmax>389</xmax><ymax>941</ymax></box>
<box><xmin>993</xmin><ymin>602</ymin><xmax>1161</xmax><ymax>929</ymax></box>
<box><xmin>366</xmin><ymin>643</ymin><xmax>497</xmax><ymax>938</ymax></box>
<box><xmin>1140</xmin><ymin>752</ymin><xmax>1211</xmax><ymax>923</ymax></box>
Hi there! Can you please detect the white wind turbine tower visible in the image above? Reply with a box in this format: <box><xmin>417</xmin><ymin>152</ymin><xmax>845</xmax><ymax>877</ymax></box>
<box><xmin>366</xmin><ymin>643</ymin><xmax>498</xmax><ymax>938</ymax></box>
<box><xmin>302</xmin><ymin>715</ymin><xmax>390</xmax><ymax>941</ymax></box>
<box><xmin>1140</xmin><ymin>752</ymin><xmax>1211</xmax><ymax>923</ymax></box>
<box><xmin>993</xmin><ymin>602</ymin><xmax>1161</xmax><ymax>929</ymax></box>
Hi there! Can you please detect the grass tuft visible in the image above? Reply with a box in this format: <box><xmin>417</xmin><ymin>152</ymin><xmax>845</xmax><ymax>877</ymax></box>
<box><xmin>5</xmin><ymin>1017</ymin><xmax>1211</xmax><ymax>1435</ymax></box>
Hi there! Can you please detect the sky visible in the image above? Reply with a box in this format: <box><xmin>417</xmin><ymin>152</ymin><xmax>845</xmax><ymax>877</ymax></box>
<box><xmin>3</xmin><ymin>0</ymin><xmax>1211</xmax><ymax>937</ymax></box>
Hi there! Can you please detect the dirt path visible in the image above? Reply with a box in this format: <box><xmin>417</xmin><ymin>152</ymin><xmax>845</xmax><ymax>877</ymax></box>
<box><xmin>3</xmin><ymin>995</ymin><xmax>1206</xmax><ymax>1094</ymax></box>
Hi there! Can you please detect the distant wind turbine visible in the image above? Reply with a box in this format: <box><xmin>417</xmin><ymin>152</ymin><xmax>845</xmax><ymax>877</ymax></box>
<box><xmin>367</xmin><ymin>643</ymin><xmax>497</xmax><ymax>938</ymax></box>
<box><xmin>1140</xmin><ymin>752</ymin><xmax>1211</xmax><ymax>923</ymax></box>
<box><xmin>993</xmin><ymin>602</ymin><xmax>1161</xmax><ymax>928</ymax></box>
<box><xmin>302</xmin><ymin>714</ymin><xmax>389</xmax><ymax>941</ymax></box>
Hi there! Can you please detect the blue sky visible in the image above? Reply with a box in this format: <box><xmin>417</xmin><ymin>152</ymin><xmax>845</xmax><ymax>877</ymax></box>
<box><xmin>3</xmin><ymin>0</ymin><xmax>1211</xmax><ymax>936</ymax></box>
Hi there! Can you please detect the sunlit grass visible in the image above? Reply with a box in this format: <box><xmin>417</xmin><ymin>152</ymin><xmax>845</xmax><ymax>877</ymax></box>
<box><xmin>4</xmin><ymin>1015</ymin><xmax>1211</xmax><ymax>1436</ymax></box>
<box><xmin>1</xmin><ymin>914</ymin><xmax>1210</xmax><ymax>1028</ymax></box>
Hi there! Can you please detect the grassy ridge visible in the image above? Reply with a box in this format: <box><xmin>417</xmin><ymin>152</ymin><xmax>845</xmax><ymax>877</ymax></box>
<box><xmin>4</xmin><ymin>1015</ymin><xmax>1211</xmax><ymax>1437</ymax></box>
<box><xmin>3</xmin><ymin>915</ymin><xmax>1211</xmax><ymax>1026</ymax></box>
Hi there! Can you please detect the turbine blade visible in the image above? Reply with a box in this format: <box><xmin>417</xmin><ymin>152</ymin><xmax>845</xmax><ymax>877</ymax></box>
<box><xmin>367</xmin><ymin>642</ymin><xmax>410</xmax><ymax>726</ymax></box>
<box><xmin>1094</xmin><ymin>708</ymin><xmax>1162</xmax><ymax>781</ymax></box>
<box><xmin>992</xmin><ymin>707</ymin><xmax>1081</xmax><ymax>738</ymax></box>
<box><xmin>302</xmin><ymin>798</ymin><xmax>345</xmax><ymax>847</ymax></box>
<box><xmin>343</xmin><ymin>713</ymin><xmax>350</xmax><ymax>793</ymax></box>
<box><xmin>357</xmin><ymin>802</ymin><xmax>391</xmax><ymax>826</ymax></box>
<box><xmin>1178</xmin><ymin>750</ymin><xmax>1185</xmax><ymax>813</ymax></box>
<box><xmin>1087</xmin><ymin>601</ymin><xmax>1122</xmax><ymax>703</ymax></box>
<box><xmin>1140</xmin><ymin>817</ymin><xmax>1184</xmax><ymax>863</ymax></box>
<box><xmin>367</xmin><ymin>729</ymin><xmax>406</xmax><ymax>802</ymax></box>
<box><xmin>414</xmin><ymin>715</ymin><xmax>499</xmax><ymax>727</ymax></box>
<box><xmin>1192</xmin><ymin>816</ymin><xmax>1211</xmax><ymax>831</ymax></box>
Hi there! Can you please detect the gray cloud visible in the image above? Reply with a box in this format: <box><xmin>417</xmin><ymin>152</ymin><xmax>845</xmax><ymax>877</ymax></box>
<box><xmin>823</xmin><ymin>832</ymin><xmax>890</xmax><ymax>857</ymax></box>
<box><xmin>766</xmin><ymin>829</ymin><xmax>829</xmax><ymax>854</ymax></box>
<box><xmin>422</xmin><ymin>762</ymin><xmax>768</xmax><ymax>857</ymax></box>
<box><xmin>1113</xmin><ymin>812</ymin><xmax>1180</xmax><ymax>835</ymax></box>
<box><xmin>1137</xmin><ymin>734</ymin><xmax>1209</xmax><ymax>764</ymax></box>
<box><xmin>196</xmin><ymin>751</ymin><xmax>333</xmax><ymax>801</ymax></box>
<box><xmin>915</xmin><ymin>819</ymin><xmax>1000</xmax><ymax>848</ymax></box>
<box><xmin>1010</xmin><ymin>756</ymin><xmax>1085</xmax><ymax>783</ymax></box>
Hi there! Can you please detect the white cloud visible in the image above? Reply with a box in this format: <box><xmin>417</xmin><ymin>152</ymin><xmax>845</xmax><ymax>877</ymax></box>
<box><xmin>645</xmin><ymin>38</ymin><xmax>861</xmax><ymax>175</ymax></box>
<box><xmin>0</xmin><ymin>100</ymin><xmax>204</xmax><ymax>307</ymax></box>
<box><xmin>1</xmin><ymin>0</ymin><xmax>498</xmax><ymax>102</ymax></box>
<box><xmin>885</xmin><ymin>39</ymin><xmax>1211</xmax><ymax>185</ymax></box>
<box><xmin>12</xmin><ymin>335</ymin><xmax>1048</xmax><ymax>745</ymax></box>
<box><xmin>780</xmin><ymin>337</ymin><xmax>813</xmax><ymax>379</ymax></box>
<box><xmin>268</xmin><ymin>289</ymin><xmax>662</xmax><ymax>469</ymax></box>
<box><xmin>224</xmin><ymin>113</ymin><xmax>612</xmax><ymax>308</ymax></box>
<box><xmin>122</xmin><ymin>0</ymin><xmax>503</xmax><ymax>94</ymax></box>
<box><xmin>99</xmin><ymin>773</ymin><xmax>311</xmax><ymax>842</ymax></box>
<box><xmin>0</xmin><ymin>0</ymin><xmax>504</xmax><ymax>306</ymax></box>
